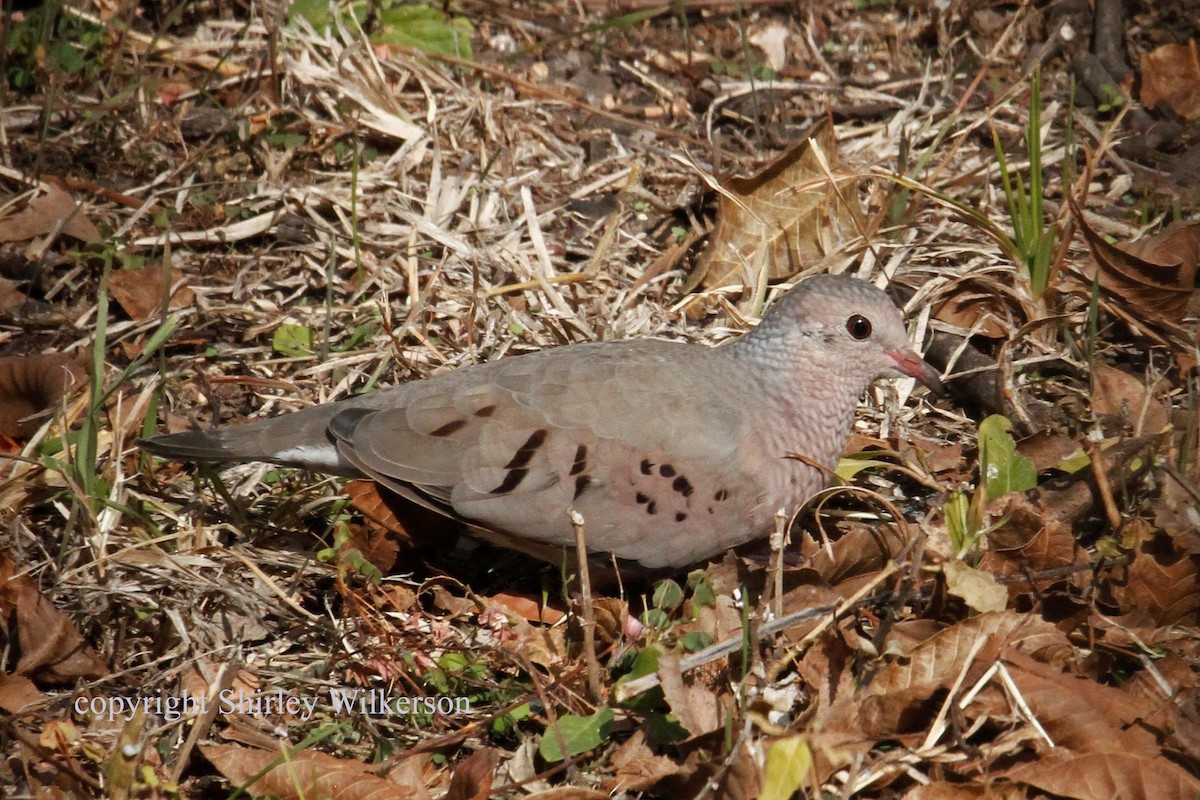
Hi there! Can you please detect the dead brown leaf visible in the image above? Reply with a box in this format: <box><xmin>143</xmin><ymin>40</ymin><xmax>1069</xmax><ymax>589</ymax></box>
<box><xmin>690</xmin><ymin>120</ymin><xmax>862</xmax><ymax>292</ymax></box>
<box><xmin>0</xmin><ymin>554</ymin><xmax>108</xmax><ymax>683</ymax></box>
<box><xmin>201</xmin><ymin>743</ymin><xmax>410</xmax><ymax>799</ymax></box>
<box><xmin>605</xmin><ymin>730</ymin><xmax>686</xmax><ymax>793</ymax></box>
<box><xmin>0</xmin><ymin>673</ymin><xmax>43</xmax><ymax>713</ymax></box>
<box><xmin>857</xmin><ymin>611</ymin><xmax>1069</xmax><ymax>736</ymax></box>
<box><xmin>1140</xmin><ymin>39</ymin><xmax>1200</xmax><ymax>120</ymax></box>
<box><xmin>1002</xmin><ymin>652</ymin><xmax>1163</xmax><ymax>752</ymax></box>
<box><xmin>1110</xmin><ymin>529</ymin><xmax>1200</xmax><ymax>626</ymax></box>
<box><xmin>0</xmin><ymin>352</ymin><xmax>88</xmax><ymax>439</ymax></box>
<box><xmin>587</xmin><ymin>596</ymin><xmax>625</xmax><ymax>639</ymax></box>
<box><xmin>657</xmin><ymin>650</ymin><xmax>724</xmax><ymax>737</ymax></box>
<box><xmin>931</xmin><ymin>291</ymin><xmax>1010</xmax><ymax>338</ymax></box>
<box><xmin>941</xmin><ymin>559</ymin><xmax>1007</xmax><ymax>613</ymax></box>
<box><xmin>0</xmin><ymin>184</ymin><xmax>101</xmax><ymax>244</ymax></box>
<box><xmin>0</xmin><ymin>276</ymin><xmax>28</xmax><ymax>312</ymax></box>
<box><xmin>806</xmin><ymin>521</ymin><xmax>905</xmax><ymax>587</ymax></box>
<box><xmin>524</xmin><ymin>788</ymin><xmax>611</xmax><ymax>800</ymax></box>
<box><xmin>107</xmin><ymin>267</ymin><xmax>195</xmax><ymax>321</ymax></box>
<box><xmin>1092</xmin><ymin>364</ymin><xmax>1170</xmax><ymax>436</ymax></box>
<box><xmin>443</xmin><ymin>748</ymin><xmax>499</xmax><ymax>800</ymax></box>
<box><xmin>488</xmin><ymin>590</ymin><xmax>565</xmax><ymax>625</ymax></box>
<box><xmin>980</xmin><ymin>493</ymin><xmax>1084</xmax><ymax>593</ymax></box>
<box><xmin>1072</xmin><ymin>198</ymin><xmax>1199</xmax><ymax>326</ymax></box>
<box><xmin>1017</xmin><ymin>432</ymin><xmax>1085</xmax><ymax>473</ymax></box>
<box><xmin>341</xmin><ymin>522</ymin><xmax>401</xmax><ymax>574</ymax></box>
<box><xmin>347</xmin><ymin>479</ymin><xmax>460</xmax><ymax>556</ymax></box>
<box><xmin>1007</xmin><ymin>748</ymin><xmax>1200</xmax><ymax>800</ymax></box>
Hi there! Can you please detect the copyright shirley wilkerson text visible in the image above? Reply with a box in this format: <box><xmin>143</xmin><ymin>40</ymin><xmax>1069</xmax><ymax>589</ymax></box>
<box><xmin>75</xmin><ymin>688</ymin><xmax>471</xmax><ymax>723</ymax></box>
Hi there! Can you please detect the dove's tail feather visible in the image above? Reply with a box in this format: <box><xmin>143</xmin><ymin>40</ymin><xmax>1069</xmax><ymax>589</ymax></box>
<box><xmin>138</xmin><ymin>403</ymin><xmax>355</xmax><ymax>474</ymax></box>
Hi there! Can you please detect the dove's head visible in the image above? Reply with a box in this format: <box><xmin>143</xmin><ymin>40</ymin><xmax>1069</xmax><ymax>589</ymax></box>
<box><xmin>738</xmin><ymin>273</ymin><xmax>942</xmax><ymax>394</ymax></box>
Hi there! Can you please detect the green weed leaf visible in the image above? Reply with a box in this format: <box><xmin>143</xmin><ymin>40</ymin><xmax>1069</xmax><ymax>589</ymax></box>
<box><xmin>272</xmin><ymin>324</ymin><xmax>315</xmax><ymax>357</ymax></box>
<box><xmin>760</xmin><ymin>736</ymin><xmax>813</xmax><ymax>800</ymax></box>
<box><xmin>978</xmin><ymin>415</ymin><xmax>1037</xmax><ymax>500</ymax></box>
<box><xmin>537</xmin><ymin>707</ymin><xmax>614</xmax><ymax>762</ymax></box>
<box><xmin>374</xmin><ymin>5</ymin><xmax>473</xmax><ymax>60</ymax></box>
<box><xmin>652</xmin><ymin>579</ymin><xmax>684</xmax><ymax>612</ymax></box>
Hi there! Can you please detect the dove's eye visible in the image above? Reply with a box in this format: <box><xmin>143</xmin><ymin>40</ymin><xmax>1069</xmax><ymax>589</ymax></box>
<box><xmin>846</xmin><ymin>314</ymin><xmax>872</xmax><ymax>340</ymax></box>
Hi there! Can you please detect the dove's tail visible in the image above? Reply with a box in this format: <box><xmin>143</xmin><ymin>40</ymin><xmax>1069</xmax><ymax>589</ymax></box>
<box><xmin>137</xmin><ymin>402</ymin><xmax>355</xmax><ymax>474</ymax></box>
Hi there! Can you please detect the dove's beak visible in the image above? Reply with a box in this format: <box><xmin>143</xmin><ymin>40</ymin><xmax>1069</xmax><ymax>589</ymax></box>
<box><xmin>887</xmin><ymin>348</ymin><xmax>944</xmax><ymax>395</ymax></box>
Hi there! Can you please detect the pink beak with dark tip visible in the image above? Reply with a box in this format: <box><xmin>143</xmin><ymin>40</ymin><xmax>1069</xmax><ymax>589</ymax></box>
<box><xmin>887</xmin><ymin>349</ymin><xmax>944</xmax><ymax>395</ymax></box>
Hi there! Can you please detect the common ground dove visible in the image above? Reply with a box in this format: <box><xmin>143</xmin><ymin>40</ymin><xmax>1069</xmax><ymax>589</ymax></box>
<box><xmin>140</xmin><ymin>274</ymin><xmax>940</xmax><ymax>568</ymax></box>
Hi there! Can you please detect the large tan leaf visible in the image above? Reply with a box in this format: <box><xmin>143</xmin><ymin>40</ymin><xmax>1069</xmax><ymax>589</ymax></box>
<box><xmin>201</xmin><ymin>743</ymin><xmax>411</xmax><ymax>799</ymax></box>
<box><xmin>1004</xmin><ymin>748</ymin><xmax>1200</xmax><ymax>800</ymax></box>
<box><xmin>108</xmin><ymin>267</ymin><xmax>194</xmax><ymax>321</ymax></box>
<box><xmin>857</xmin><ymin>611</ymin><xmax>1068</xmax><ymax>736</ymax></box>
<box><xmin>692</xmin><ymin>120</ymin><xmax>862</xmax><ymax>291</ymax></box>
<box><xmin>1111</xmin><ymin>531</ymin><xmax>1200</xmax><ymax>626</ymax></box>
<box><xmin>0</xmin><ymin>184</ymin><xmax>101</xmax><ymax>244</ymax></box>
<box><xmin>1140</xmin><ymin>39</ymin><xmax>1200</xmax><ymax>120</ymax></box>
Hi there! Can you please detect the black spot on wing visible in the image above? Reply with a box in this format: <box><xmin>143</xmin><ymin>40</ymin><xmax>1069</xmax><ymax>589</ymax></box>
<box><xmin>640</xmin><ymin>458</ymin><xmax>654</xmax><ymax>475</ymax></box>
<box><xmin>503</xmin><ymin>429</ymin><xmax>548</xmax><ymax>469</ymax></box>
<box><xmin>491</xmin><ymin>468</ymin><xmax>529</xmax><ymax>494</ymax></box>
<box><xmin>570</xmin><ymin>444</ymin><xmax>588</xmax><ymax>476</ymax></box>
<box><xmin>672</xmin><ymin>475</ymin><xmax>693</xmax><ymax>498</ymax></box>
<box><xmin>635</xmin><ymin>492</ymin><xmax>650</xmax><ymax>505</ymax></box>
<box><xmin>714</xmin><ymin>488</ymin><xmax>730</xmax><ymax>502</ymax></box>
<box><xmin>675</xmin><ymin>512</ymin><xmax>687</xmax><ymax>522</ymax></box>
<box><xmin>573</xmin><ymin>474</ymin><xmax>592</xmax><ymax>500</ymax></box>
<box><xmin>430</xmin><ymin>418</ymin><xmax>467</xmax><ymax>437</ymax></box>
<box><xmin>490</xmin><ymin>429</ymin><xmax>548</xmax><ymax>494</ymax></box>
<box><xmin>658</xmin><ymin>464</ymin><xmax>676</xmax><ymax>477</ymax></box>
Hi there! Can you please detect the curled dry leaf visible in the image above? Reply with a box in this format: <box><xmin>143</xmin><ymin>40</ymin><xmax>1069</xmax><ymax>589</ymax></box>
<box><xmin>1139</xmin><ymin>39</ymin><xmax>1200</xmax><ymax>120</ymax></box>
<box><xmin>0</xmin><ymin>183</ymin><xmax>101</xmax><ymax>244</ymax></box>
<box><xmin>1071</xmin><ymin>197</ymin><xmax>1199</xmax><ymax>326</ymax></box>
<box><xmin>347</xmin><ymin>479</ymin><xmax>454</xmax><ymax>553</ymax></box>
<box><xmin>942</xmin><ymin>558</ymin><xmax>1007</xmax><ymax>613</ymax></box>
<box><xmin>340</xmin><ymin>522</ymin><xmax>401</xmax><ymax>574</ymax></box>
<box><xmin>0</xmin><ymin>555</ymin><xmax>108</xmax><ymax>683</ymax></box>
<box><xmin>0</xmin><ymin>352</ymin><xmax>88</xmax><ymax>439</ymax></box>
<box><xmin>488</xmin><ymin>590</ymin><xmax>564</xmax><ymax>625</ymax></box>
<box><xmin>689</xmin><ymin>120</ymin><xmax>862</xmax><ymax>293</ymax></box>
<box><xmin>443</xmin><ymin>747</ymin><xmax>500</xmax><ymax>800</ymax></box>
<box><xmin>980</xmin><ymin>492</ymin><xmax>1084</xmax><ymax>586</ymax></box>
<box><xmin>931</xmin><ymin>289</ymin><xmax>1010</xmax><ymax>338</ymax></box>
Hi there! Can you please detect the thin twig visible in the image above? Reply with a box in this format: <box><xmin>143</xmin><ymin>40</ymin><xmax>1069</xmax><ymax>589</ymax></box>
<box><xmin>571</xmin><ymin>510</ymin><xmax>603</xmax><ymax>703</ymax></box>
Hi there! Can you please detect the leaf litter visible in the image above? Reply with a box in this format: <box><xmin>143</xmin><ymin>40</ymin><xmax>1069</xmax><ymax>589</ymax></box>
<box><xmin>0</xmin><ymin>1</ymin><xmax>1198</xmax><ymax>798</ymax></box>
